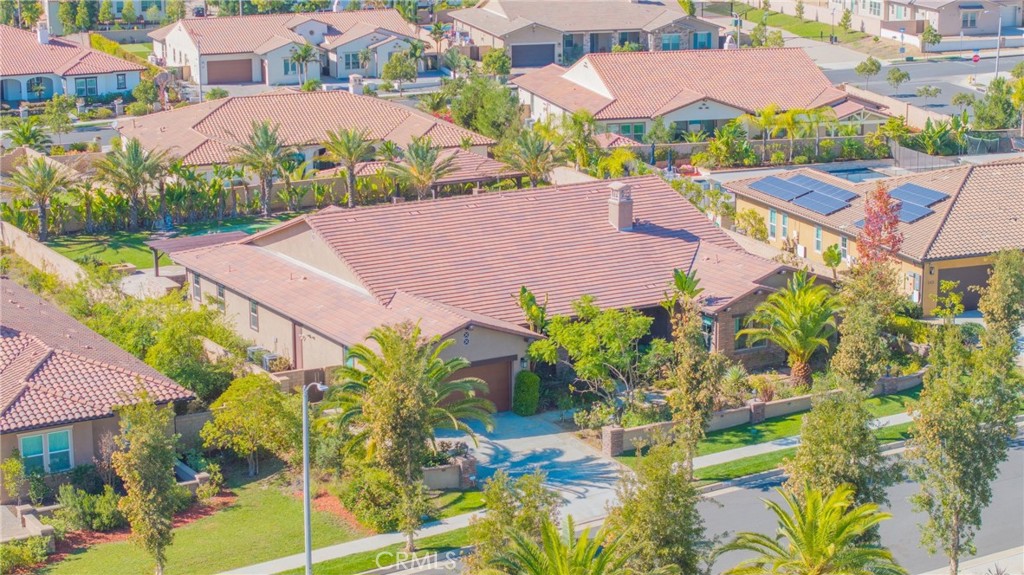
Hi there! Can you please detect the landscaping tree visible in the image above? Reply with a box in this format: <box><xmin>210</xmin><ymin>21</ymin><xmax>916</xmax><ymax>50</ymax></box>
<box><xmin>144</xmin><ymin>4</ymin><xmax>160</xmax><ymax>23</ymax></box>
<box><xmin>120</xmin><ymin>0</ymin><xmax>136</xmax><ymax>24</ymax></box>
<box><xmin>513</xmin><ymin>286</ymin><xmax>549</xmax><ymax>334</ymax></box>
<box><xmin>43</xmin><ymin>94</ymin><xmax>76</xmax><ymax>145</ymax></box>
<box><xmin>481</xmin><ymin>47</ymin><xmax>511</xmax><ymax>77</ymax></box>
<box><xmin>6</xmin><ymin>119</ymin><xmax>50</xmax><ymax>152</ymax></box>
<box><xmin>739</xmin><ymin>103</ymin><xmax>779</xmax><ymax>163</ymax></box>
<box><xmin>822</xmin><ymin>243</ymin><xmax>842</xmax><ymax>279</ymax></box>
<box><xmin>132</xmin><ymin>79</ymin><xmax>159</xmax><ymax>107</ymax></box>
<box><xmin>795</xmin><ymin>0</ymin><xmax>804</xmax><ymax>18</ymax></box>
<box><xmin>464</xmin><ymin>470</ymin><xmax>561</xmax><ymax>573</ymax></box>
<box><xmin>920</xmin><ymin>22</ymin><xmax>942</xmax><ymax>52</ymax></box>
<box><xmin>322</xmin><ymin>127</ymin><xmax>374</xmax><ymax>208</ymax></box>
<box><xmin>975</xmin><ymin>249</ymin><xmax>1024</xmax><ymax>342</ymax></box>
<box><xmin>428</xmin><ymin>20</ymin><xmax>446</xmax><ymax>60</ymax></box>
<box><xmin>1013</xmin><ymin>61</ymin><xmax>1024</xmax><ymax>79</ymax></box>
<box><xmin>112</xmin><ymin>392</ymin><xmax>180</xmax><ymax>575</ymax></box>
<box><xmin>916</xmin><ymin>85</ymin><xmax>942</xmax><ymax>101</ymax></box>
<box><xmin>750</xmin><ymin>21</ymin><xmax>768</xmax><ymax>47</ymax></box>
<box><xmin>165</xmin><ymin>0</ymin><xmax>186</xmax><ymax>21</ymax></box>
<box><xmin>1</xmin><ymin>449</ymin><xmax>27</xmax><ymax>505</ymax></box>
<box><xmin>95</xmin><ymin>137</ymin><xmax>169</xmax><ymax>230</ymax></box>
<box><xmin>973</xmin><ymin>77</ymin><xmax>1018</xmax><ymax>130</ymax></box>
<box><xmin>764</xmin><ymin>30</ymin><xmax>785</xmax><ymax>47</ymax></box>
<box><xmin>734</xmin><ymin>208</ymin><xmax>768</xmax><ymax>241</ymax></box>
<box><xmin>611</xmin><ymin>41</ymin><xmax>642</xmax><ymax>52</ymax></box>
<box><xmin>449</xmin><ymin>75</ymin><xmax>519</xmax><ymax>139</ymax></box>
<box><xmin>98</xmin><ymin>0</ymin><xmax>114</xmax><ymax>24</ymax></box>
<box><xmin>4</xmin><ymin>157</ymin><xmax>73</xmax><ymax>242</ymax></box>
<box><xmin>606</xmin><ymin>440</ymin><xmax>710</xmax><ymax>573</ymax></box>
<box><xmin>289</xmin><ymin>42</ymin><xmax>318</xmax><ymax>85</ymax></box>
<box><xmin>678</xmin><ymin>0</ymin><xmax>696</xmax><ymax>16</ymax></box>
<box><xmin>381</xmin><ymin>50</ymin><xmax>417</xmax><ymax>94</ymax></box>
<box><xmin>58</xmin><ymin>0</ymin><xmax>76</xmax><ymax>31</ymax></box>
<box><xmin>558</xmin><ymin>109</ymin><xmax>598</xmax><ymax>170</ymax></box>
<box><xmin>201</xmin><ymin>374</ymin><xmax>298</xmax><ymax>476</ymax></box>
<box><xmin>500</xmin><ymin>130</ymin><xmax>555</xmax><ymax>187</ymax></box>
<box><xmin>230</xmin><ymin>120</ymin><xmax>293</xmax><ymax>217</ymax></box>
<box><xmin>839</xmin><ymin>8</ymin><xmax>852</xmax><ymax>31</ymax></box>
<box><xmin>855</xmin><ymin>56</ymin><xmax>882</xmax><ymax>88</ymax></box>
<box><xmin>75</xmin><ymin>0</ymin><xmax>92</xmax><ymax>32</ymax></box>
<box><xmin>951</xmin><ymin>92</ymin><xmax>976</xmax><ymax>113</ymax></box>
<box><xmin>1011</xmin><ymin>76</ymin><xmax>1024</xmax><ymax>136</ymax></box>
<box><xmin>737</xmin><ymin>271</ymin><xmax>839</xmax><ymax>386</ymax></box>
<box><xmin>385</xmin><ymin>135</ymin><xmax>455</xmax><ymax>200</ymax></box>
<box><xmin>887</xmin><ymin>67</ymin><xmax>911</xmax><ymax>91</ymax></box>
<box><xmin>717</xmin><ymin>484</ymin><xmax>907</xmax><ymax>575</ymax></box>
<box><xmin>830</xmin><ymin>262</ymin><xmax>901</xmax><ymax>389</ymax></box>
<box><xmin>21</xmin><ymin>0</ymin><xmax>42</xmax><ymax>26</ymax></box>
<box><xmin>857</xmin><ymin>181</ymin><xmax>903</xmax><ymax>265</ymax></box>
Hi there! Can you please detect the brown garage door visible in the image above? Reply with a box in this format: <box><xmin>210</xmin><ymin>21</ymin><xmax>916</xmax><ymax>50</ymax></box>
<box><xmin>510</xmin><ymin>44</ymin><xmax>556</xmax><ymax>67</ymax></box>
<box><xmin>452</xmin><ymin>358</ymin><xmax>512</xmax><ymax>412</ymax></box>
<box><xmin>938</xmin><ymin>264</ymin><xmax>991</xmax><ymax>310</ymax></box>
<box><xmin>206</xmin><ymin>59</ymin><xmax>252</xmax><ymax>83</ymax></box>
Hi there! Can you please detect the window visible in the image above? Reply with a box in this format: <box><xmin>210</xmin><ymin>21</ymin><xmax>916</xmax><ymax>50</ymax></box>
<box><xmin>908</xmin><ymin>272</ymin><xmax>922</xmax><ymax>303</ymax></box>
<box><xmin>701</xmin><ymin>315</ymin><xmax>714</xmax><ymax>350</ymax></box>
<box><xmin>781</xmin><ymin>213</ymin><xmax>789</xmax><ymax>239</ymax></box>
<box><xmin>610</xmin><ymin>123</ymin><xmax>645</xmax><ymax>141</ymax></box>
<box><xmin>961</xmin><ymin>10</ymin><xmax>978</xmax><ymax>28</ymax></box>
<box><xmin>116</xmin><ymin>74</ymin><xmax>127</xmax><ymax>90</ymax></box>
<box><xmin>841</xmin><ymin>236</ymin><xmax>849</xmax><ymax>259</ymax></box>
<box><xmin>140</xmin><ymin>0</ymin><xmax>161</xmax><ymax>12</ymax></box>
<box><xmin>769</xmin><ymin>209</ymin><xmax>777</xmax><ymax>239</ymax></box>
<box><xmin>869</xmin><ymin>1</ymin><xmax>881</xmax><ymax>16</ymax></box>
<box><xmin>115</xmin><ymin>1</ymin><xmax>123</xmax><ymax>14</ymax></box>
<box><xmin>216</xmin><ymin>284</ymin><xmax>225</xmax><ymax>312</ymax></box>
<box><xmin>661</xmin><ymin>33</ymin><xmax>681</xmax><ymax>51</ymax></box>
<box><xmin>563</xmin><ymin>34</ymin><xmax>576</xmax><ymax>48</ymax></box>
<box><xmin>693</xmin><ymin>31</ymin><xmax>713</xmax><ymax>49</ymax></box>
<box><xmin>815</xmin><ymin>226</ymin><xmax>822</xmax><ymax>252</ymax></box>
<box><xmin>734</xmin><ymin>316</ymin><xmax>767</xmax><ymax>350</ymax></box>
<box><xmin>192</xmin><ymin>273</ymin><xmax>202</xmax><ymax>301</ymax></box>
<box><xmin>19</xmin><ymin>430</ymin><xmax>72</xmax><ymax>474</ymax></box>
<box><xmin>249</xmin><ymin>300</ymin><xmax>259</xmax><ymax>331</ymax></box>
<box><xmin>343</xmin><ymin>52</ymin><xmax>361</xmax><ymax>70</ymax></box>
<box><xmin>283</xmin><ymin>59</ymin><xmax>298</xmax><ymax>75</ymax></box>
<box><xmin>74</xmin><ymin>77</ymin><xmax>98</xmax><ymax>97</ymax></box>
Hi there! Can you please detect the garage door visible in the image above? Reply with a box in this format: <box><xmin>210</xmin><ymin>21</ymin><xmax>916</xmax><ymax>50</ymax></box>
<box><xmin>206</xmin><ymin>59</ymin><xmax>253</xmax><ymax>83</ymax></box>
<box><xmin>452</xmin><ymin>358</ymin><xmax>512</xmax><ymax>412</ymax></box>
<box><xmin>938</xmin><ymin>264</ymin><xmax>991</xmax><ymax>310</ymax></box>
<box><xmin>510</xmin><ymin>44</ymin><xmax>556</xmax><ymax>67</ymax></box>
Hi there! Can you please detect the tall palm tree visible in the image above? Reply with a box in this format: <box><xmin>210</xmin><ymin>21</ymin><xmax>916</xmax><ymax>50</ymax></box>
<box><xmin>428</xmin><ymin>21</ymin><xmax>446</xmax><ymax>62</ymax></box>
<box><xmin>740</xmin><ymin>104</ymin><xmax>780</xmax><ymax>163</ymax></box>
<box><xmin>386</xmin><ymin>136</ymin><xmax>455</xmax><ymax>200</ymax></box>
<box><xmin>595</xmin><ymin>147</ymin><xmax>639</xmax><ymax>179</ymax></box>
<box><xmin>484</xmin><ymin>515</ymin><xmax>677</xmax><ymax>575</ymax></box>
<box><xmin>71</xmin><ymin>181</ymin><xmax>98</xmax><ymax>233</ymax></box>
<box><xmin>737</xmin><ymin>271</ymin><xmax>838</xmax><ymax>386</ymax></box>
<box><xmin>559</xmin><ymin>110</ymin><xmax>598</xmax><ymax>170</ymax></box>
<box><xmin>717</xmin><ymin>484</ymin><xmax>907</xmax><ymax>575</ymax></box>
<box><xmin>94</xmin><ymin>138</ymin><xmax>169</xmax><ymax>231</ymax></box>
<box><xmin>230</xmin><ymin>120</ymin><xmax>293</xmax><ymax>217</ymax></box>
<box><xmin>501</xmin><ymin>130</ymin><xmax>555</xmax><ymax>187</ymax></box>
<box><xmin>289</xmin><ymin>42</ymin><xmax>319</xmax><ymax>85</ymax></box>
<box><xmin>7</xmin><ymin>118</ymin><xmax>51</xmax><ymax>152</ymax></box>
<box><xmin>775</xmin><ymin>108</ymin><xmax>807</xmax><ymax>162</ymax></box>
<box><xmin>322</xmin><ymin>127</ymin><xmax>374</xmax><ymax>208</ymax></box>
<box><xmin>3</xmin><ymin>157</ymin><xmax>72</xmax><ymax>241</ymax></box>
<box><xmin>802</xmin><ymin>106</ymin><xmax>837</xmax><ymax>158</ymax></box>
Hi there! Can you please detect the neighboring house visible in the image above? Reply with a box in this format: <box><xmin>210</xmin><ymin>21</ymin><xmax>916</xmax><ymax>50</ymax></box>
<box><xmin>723</xmin><ymin>158</ymin><xmax>1024</xmax><ymax>314</ymax></box>
<box><xmin>513</xmin><ymin>48</ymin><xmax>889</xmax><ymax>142</ymax></box>
<box><xmin>166</xmin><ymin>175</ymin><xmax>799</xmax><ymax>411</ymax></box>
<box><xmin>0</xmin><ymin>282</ymin><xmax>193</xmax><ymax>502</ymax></box>
<box><xmin>448</xmin><ymin>0</ymin><xmax>721</xmax><ymax>67</ymax></box>
<box><xmin>316</xmin><ymin>148</ymin><xmax>526</xmax><ymax>190</ymax></box>
<box><xmin>0</xmin><ymin>24</ymin><xmax>144</xmax><ymax>105</ymax></box>
<box><xmin>115</xmin><ymin>89</ymin><xmax>494</xmax><ymax>176</ymax></box>
<box><xmin>44</xmin><ymin>0</ymin><xmax>168</xmax><ymax>36</ymax></box>
<box><xmin>148</xmin><ymin>9</ymin><xmax>419</xmax><ymax>85</ymax></box>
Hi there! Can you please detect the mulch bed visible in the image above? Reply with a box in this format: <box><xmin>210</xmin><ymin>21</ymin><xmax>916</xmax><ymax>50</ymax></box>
<box><xmin>291</xmin><ymin>489</ymin><xmax>370</xmax><ymax>535</ymax></box>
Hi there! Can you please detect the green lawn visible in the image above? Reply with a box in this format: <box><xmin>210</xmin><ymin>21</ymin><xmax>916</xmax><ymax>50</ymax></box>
<box><xmin>433</xmin><ymin>490</ymin><xmax>485</xmax><ymax>519</ymax></box>
<box><xmin>43</xmin><ymin>463</ymin><xmax>365</xmax><ymax>575</ymax></box>
<box><xmin>704</xmin><ymin>3</ymin><xmax>868</xmax><ymax>43</ymax></box>
<box><xmin>280</xmin><ymin>528</ymin><xmax>471</xmax><ymax>575</ymax></box>
<box><xmin>47</xmin><ymin>213</ymin><xmax>301</xmax><ymax>269</ymax></box>
<box><xmin>693</xmin><ymin>447</ymin><xmax>798</xmax><ymax>484</ymax></box>
<box><xmin>121</xmin><ymin>43</ymin><xmax>153</xmax><ymax>58</ymax></box>
<box><xmin>864</xmin><ymin>386</ymin><xmax>920</xmax><ymax>418</ymax></box>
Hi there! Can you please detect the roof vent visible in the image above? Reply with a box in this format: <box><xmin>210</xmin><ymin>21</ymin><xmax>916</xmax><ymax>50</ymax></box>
<box><xmin>607</xmin><ymin>181</ymin><xmax>633</xmax><ymax>231</ymax></box>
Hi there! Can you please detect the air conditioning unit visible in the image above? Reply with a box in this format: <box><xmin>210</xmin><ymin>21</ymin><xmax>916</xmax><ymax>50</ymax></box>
<box><xmin>261</xmin><ymin>354</ymin><xmax>279</xmax><ymax>371</ymax></box>
<box><xmin>796</xmin><ymin>244</ymin><xmax>807</xmax><ymax>258</ymax></box>
<box><xmin>246</xmin><ymin>346</ymin><xmax>266</xmax><ymax>362</ymax></box>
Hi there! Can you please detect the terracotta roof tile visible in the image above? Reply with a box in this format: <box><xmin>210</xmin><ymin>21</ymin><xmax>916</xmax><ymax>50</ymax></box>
<box><xmin>594</xmin><ymin>132</ymin><xmax>643</xmax><ymax>149</ymax></box>
<box><xmin>450</xmin><ymin>0</ymin><xmax>709</xmax><ymax>34</ymax></box>
<box><xmin>0</xmin><ymin>24</ymin><xmax>143</xmax><ymax>77</ymax></box>
<box><xmin>317</xmin><ymin>149</ymin><xmax>523</xmax><ymax>184</ymax></box>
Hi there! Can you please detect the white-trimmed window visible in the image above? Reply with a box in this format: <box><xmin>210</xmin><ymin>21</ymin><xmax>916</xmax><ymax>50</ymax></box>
<box><xmin>769</xmin><ymin>209</ymin><xmax>777</xmax><ymax>239</ymax></box>
<box><xmin>283</xmin><ymin>60</ymin><xmax>298</xmax><ymax>75</ymax></box>
<box><xmin>841</xmin><ymin>236</ymin><xmax>849</xmax><ymax>260</ymax></box>
<box><xmin>734</xmin><ymin>316</ymin><xmax>767</xmax><ymax>350</ymax></box>
<box><xmin>216</xmin><ymin>284</ymin><xmax>225</xmax><ymax>312</ymax></box>
<box><xmin>781</xmin><ymin>213</ymin><xmax>789</xmax><ymax>239</ymax></box>
<box><xmin>19</xmin><ymin>429</ymin><xmax>72</xmax><ymax>474</ymax></box>
<box><xmin>75</xmin><ymin>77</ymin><xmax>98</xmax><ymax>97</ymax></box>
<box><xmin>661</xmin><ymin>33</ymin><xmax>681</xmax><ymax>50</ymax></box>
<box><xmin>343</xmin><ymin>52</ymin><xmax>361</xmax><ymax>70</ymax></box>
<box><xmin>116</xmin><ymin>74</ymin><xmax>127</xmax><ymax>90</ymax></box>
<box><xmin>192</xmin><ymin>272</ymin><xmax>202</xmax><ymax>301</ymax></box>
<box><xmin>815</xmin><ymin>226</ymin><xmax>822</xmax><ymax>252</ymax></box>
<box><xmin>249</xmin><ymin>300</ymin><xmax>259</xmax><ymax>331</ymax></box>
<box><xmin>962</xmin><ymin>10</ymin><xmax>978</xmax><ymax>28</ymax></box>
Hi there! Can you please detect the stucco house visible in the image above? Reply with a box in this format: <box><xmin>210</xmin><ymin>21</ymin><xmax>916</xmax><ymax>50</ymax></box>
<box><xmin>1</xmin><ymin>282</ymin><xmax>193</xmax><ymax>503</ymax></box>
<box><xmin>165</xmin><ymin>175</ymin><xmax>799</xmax><ymax>411</ymax></box>
<box><xmin>148</xmin><ymin>9</ymin><xmax>420</xmax><ymax>85</ymax></box>
<box><xmin>0</xmin><ymin>24</ymin><xmax>144</xmax><ymax>105</ymax></box>
<box><xmin>723</xmin><ymin>158</ymin><xmax>1024</xmax><ymax>314</ymax></box>
<box><xmin>448</xmin><ymin>0</ymin><xmax>721</xmax><ymax>67</ymax></box>
<box><xmin>512</xmin><ymin>48</ymin><xmax>889</xmax><ymax>142</ymax></box>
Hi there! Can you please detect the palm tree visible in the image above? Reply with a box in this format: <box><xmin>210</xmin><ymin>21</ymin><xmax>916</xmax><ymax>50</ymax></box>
<box><xmin>94</xmin><ymin>138</ymin><xmax>169</xmax><ymax>231</ymax></box>
<box><xmin>740</xmin><ymin>104</ymin><xmax>780</xmax><ymax>163</ymax></box>
<box><xmin>3</xmin><ymin>157</ymin><xmax>72</xmax><ymax>241</ymax></box>
<box><xmin>386</xmin><ymin>136</ymin><xmax>455</xmax><ymax>200</ymax></box>
<box><xmin>417</xmin><ymin>91</ymin><xmax>448</xmax><ymax>115</ymax></box>
<box><xmin>803</xmin><ymin>106</ymin><xmax>837</xmax><ymax>158</ymax></box>
<box><xmin>717</xmin><ymin>484</ymin><xmax>907</xmax><ymax>575</ymax></box>
<box><xmin>289</xmin><ymin>43</ymin><xmax>319</xmax><ymax>85</ymax></box>
<box><xmin>501</xmin><ymin>130</ymin><xmax>555</xmax><ymax>187</ymax></box>
<box><xmin>71</xmin><ymin>181</ymin><xmax>98</xmax><ymax>233</ymax></box>
<box><xmin>737</xmin><ymin>270</ymin><xmax>838</xmax><ymax>386</ymax></box>
<box><xmin>376</xmin><ymin>140</ymin><xmax>401</xmax><ymax>162</ymax></box>
<box><xmin>428</xmin><ymin>21</ymin><xmax>446</xmax><ymax>62</ymax></box>
<box><xmin>7</xmin><ymin>118</ymin><xmax>52</xmax><ymax>152</ymax></box>
<box><xmin>322</xmin><ymin>127</ymin><xmax>374</xmax><ymax>208</ymax></box>
<box><xmin>595</xmin><ymin>147</ymin><xmax>639</xmax><ymax>179</ymax></box>
<box><xmin>230</xmin><ymin>120</ymin><xmax>293</xmax><ymax>217</ymax></box>
<box><xmin>559</xmin><ymin>110</ymin><xmax>598</xmax><ymax>170</ymax></box>
<box><xmin>484</xmin><ymin>515</ymin><xmax>677</xmax><ymax>575</ymax></box>
<box><xmin>775</xmin><ymin>108</ymin><xmax>807</xmax><ymax>162</ymax></box>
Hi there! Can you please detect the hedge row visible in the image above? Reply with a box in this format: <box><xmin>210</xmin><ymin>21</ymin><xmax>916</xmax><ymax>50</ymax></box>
<box><xmin>88</xmin><ymin>33</ymin><xmax>161</xmax><ymax>78</ymax></box>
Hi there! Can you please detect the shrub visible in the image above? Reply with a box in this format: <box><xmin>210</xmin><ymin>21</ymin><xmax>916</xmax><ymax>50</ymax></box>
<box><xmin>378</xmin><ymin>80</ymin><xmax>395</xmax><ymax>92</ymax></box>
<box><xmin>301</xmin><ymin>79</ymin><xmax>323</xmax><ymax>92</ymax></box>
<box><xmin>267</xmin><ymin>356</ymin><xmax>291</xmax><ymax>372</ymax></box>
<box><xmin>87</xmin><ymin>142</ymin><xmax>101</xmax><ymax>152</ymax></box>
<box><xmin>572</xmin><ymin>400</ymin><xmax>616</xmax><ymax>430</ymax></box>
<box><xmin>27</xmin><ymin>470</ymin><xmax>49</xmax><ymax>506</ymax></box>
<box><xmin>0</xmin><ymin>537</ymin><xmax>49</xmax><ymax>572</ymax></box>
<box><xmin>886</xmin><ymin>316</ymin><xmax>930</xmax><ymax>344</ymax></box>
<box><xmin>49</xmin><ymin>145</ymin><xmax>66</xmax><ymax>156</ymax></box>
<box><xmin>749</xmin><ymin>374</ymin><xmax>777</xmax><ymax>402</ymax></box>
<box><xmin>336</xmin><ymin>468</ymin><xmax>402</xmax><ymax>531</ymax></box>
<box><xmin>793</xmin><ymin>155</ymin><xmax>810</xmax><ymax>164</ymax></box>
<box><xmin>91</xmin><ymin>107</ymin><xmax>115</xmax><ymax>119</ymax></box>
<box><xmin>125</xmin><ymin>102</ymin><xmax>150</xmax><ymax>116</ymax></box>
<box><xmin>770</xmin><ymin>150</ymin><xmax>786</xmax><ymax>165</ymax></box>
<box><xmin>168</xmin><ymin>484</ymin><xmax>195</xmax><ymax>514</ymax></box>
<box><xmin>54</xmin><ymin>484</ymin><xmax>126</xmax><ymax>532</ymax></box>
<box><xmin>363</xmin><ymin>84</ymin><xmax>378</xmax><ymax>97</ymax></box>
<box><xmin>69</xmin><ymin>142</ymin><xmax>88</xmax><ymax>152</ymax></box>
<box><xmin>69</xmin><ymin>464</ymin><xmax>104</xmax><ymax>495</ymax></box>
<box><xmin>960</xmin><ymin>322</ymin><xmax>986</xmax><ymax>346</ymax></box>
<box><xmin>196</xmin><ymin>462</ymin><xmax>223</xmax><ymax>503</ymax></box>
<box><xmin>512</xmin><ymin>370</ymin><xmax>541</xmax><ymax>416</ymax></box>
<box><xmin>620</xmin><ymin>402</ymin><xmax>671</xmax><ymax>427</ymax></box>
<box><xmin>893</xmin><ymin>297</ymin><xmax>924</xmax><ymax>319</ymax></box>
<box><xmin>205</xmin><ymin>87</ymin><xmax>229</xmax><ymax>100</ymax></box>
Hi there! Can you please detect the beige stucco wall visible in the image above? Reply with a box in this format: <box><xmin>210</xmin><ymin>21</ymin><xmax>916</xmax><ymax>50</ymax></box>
<box><xmin>298</xmin><ymin>325</ymin><xmax>348</xmax><ymax>370</ymax></box>
<box><xmin>263</xmin><ymin>43</ymin><xmax>322</xmax><ymax>86</ymax></box>
<box><xmin>922</xmin><ymin>254</ymin><xmax>995</xmax><ymax>314</ymax></box>
<box><xmin>252</xmin><ymin>223</ymin><xmax>367</xmax><ymax>288</ymax></box>
<box><xmin>442</xmin><ymin>325</ymin><xmax>530</xmax><ymax>377</ymax></box>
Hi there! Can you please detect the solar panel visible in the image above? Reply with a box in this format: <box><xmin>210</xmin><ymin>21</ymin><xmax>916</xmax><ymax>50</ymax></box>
<box><xmin>749</xmin><ymin>176</ymin><xmax>811</xmax><ymax>201</ymax></box>
<box><xmin>897</xmin><ymin>202</ymin><xmax>934</xmax><ymax>223</ymax></box>
<box><xmin>792</xmin><ymin>191</ymin><xmax>851</xmax><ymax>216</ymax></box>
<box><xmin>890</xmin><ymin>183</ymin><xmax>948</xmax><ymax>207</ymax></box>
<box><xmin>853</xmin><ymin>219</ymin><xmax>865</xmax><ymax>229</ymax></box>
<box><xmin>786</xmin><ymin>174</ymin><xmax>858</xmax><ymax>202</ymax></box>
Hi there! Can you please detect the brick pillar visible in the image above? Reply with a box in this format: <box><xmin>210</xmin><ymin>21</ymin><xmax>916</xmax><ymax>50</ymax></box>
<box><xmin>749</xmin><ymin>401</ymin><xmax>766</xmax><ymax>424</ymax></box>
<box><xmin>603</xmin><ymin>425</ymin><xmax>624</xmax><ymax>457</ymax></box>
<box><xmin>457</xmin><ymin>456</ymin><xmax>478</xmax><ymax>489</ymax></box>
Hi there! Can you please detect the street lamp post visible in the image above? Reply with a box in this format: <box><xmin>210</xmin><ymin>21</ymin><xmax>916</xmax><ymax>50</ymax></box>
<box><xmin>994</xmin><ymin>15</ymin><xmax>1002</xmax><ymax>78</ymax></box>
<box><xmin>830</xmin><ymin>8</ymin><xmax>836</xmax><ymax>42</ymax></box>
<box><xmin>302</xmin><ymin>382</ymin><xmax>329</xmax><ymax>575</ymax></box>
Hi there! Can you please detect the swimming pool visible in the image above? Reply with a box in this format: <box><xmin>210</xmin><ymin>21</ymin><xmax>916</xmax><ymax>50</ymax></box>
<box><xmin>826</xmin><ymin>167</ymin><xmax>886</xmax><ymax>183</ymax></box>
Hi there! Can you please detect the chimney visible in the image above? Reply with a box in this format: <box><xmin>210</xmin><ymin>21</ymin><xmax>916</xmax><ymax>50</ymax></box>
<box><xmin>36</xmin><ymin>22</ymin><xmax>49</xmax><ymax>45</ymax></box>
<box><xmin>349</xmin><ymin>74</ymin><xmax>363</xmax><ymax>95</ymax></box>
<box><xmin>607</xmin><ymin>181</ymin><xmax>633</xmax><ymax>231</ymax></box>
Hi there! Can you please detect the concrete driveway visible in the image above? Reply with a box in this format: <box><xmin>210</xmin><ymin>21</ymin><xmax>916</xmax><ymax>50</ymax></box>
<box><xmin>438</xmin><ymin>411</ymin><xmax>623</xmax><ymax>523</ymax></box>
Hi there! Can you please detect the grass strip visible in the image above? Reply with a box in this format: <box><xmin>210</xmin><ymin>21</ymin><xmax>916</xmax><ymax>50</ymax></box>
<box><xmin>279</xmin><ymin>528</ymin><xmax>472</xmax><ymax>575</ymax></box>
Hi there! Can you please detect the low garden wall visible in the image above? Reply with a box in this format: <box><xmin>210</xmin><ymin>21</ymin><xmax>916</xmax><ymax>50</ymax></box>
<box><xmin>603</xmin><ymin>370</ymin><xmax>926</xmax><ymax>457</ymax></box>
<box><xmin>423</xmin><ymin>456</ymin><xmax>478</xmax><ymax>490</ymax></box>
<box><xmin>174</xmin><ymin>411</ymin><xmax>213</xmax><ymax>447</ymax></box>
<box><xmin>0</xmin><ymin>221</ymin><xmax>84</xmax><ymax>284</ymax></box>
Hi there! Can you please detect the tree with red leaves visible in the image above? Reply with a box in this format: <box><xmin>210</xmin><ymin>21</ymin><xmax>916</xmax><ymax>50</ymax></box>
<box><xmin>857</xmin><ymin>182</ymin><xmax>903</xmax><ymax>265</ymax></box>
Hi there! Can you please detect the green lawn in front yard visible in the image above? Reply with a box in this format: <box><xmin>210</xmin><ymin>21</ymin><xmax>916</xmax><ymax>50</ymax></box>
<box><xmin>280</xmin><ymin>528</ymin><xmax>472</xmax><ymax>575</ymax></box>
<box><xmin>864</xmin><ymin>386</ymin><xmax>920</xmax><ymax>418</ymax></box>
<box><xmin>433</xmin><ymin>490</ymin><xmax>485</xmax><ymax>519</ymax></box>
<box><xmin>121</xmin><ymin>43</ymin><xmax>153</xmax><ymax>58</ymax></box>
<box><xmin>47</xmin><ymin>213</ymin><xmax>302</xmax><ymax>269</ymax></box>
<box><xmin>704</xmin><ymin>3</ymin><xmax>868</xmax><ymax>43</ymax></box>
<box><xmin>43</xmin><ymin>462</ymin><xmax>365</xmax><ymax>575</ymax></box>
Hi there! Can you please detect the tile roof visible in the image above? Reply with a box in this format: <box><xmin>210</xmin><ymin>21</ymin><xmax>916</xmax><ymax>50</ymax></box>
<box><xmin>316</xmin><ymin>148</ymin><xmax>523</xmax><ymax>184</ymax></box>
<box><xmin>450</xmin><ymin>0</ymin><xmax>711</xmax><ymax>34</ymax></box>
<box><xmin>116</xmin><ymin>90</ymin><xmax>493</xmax><ymax>166</ymax></box>
<box><xmin>0</xmin><ymin>24</ymin><xmax>144</xmax><ymax>78</ymax></box>
<box><xmin>148</xmin><ymin>9</ymin><xmax>414</xmax><ymax>55</ymax></box>
<box><xmin>594</xmin><ymin>132</ymin><xmax>643</xmax><ymax>149</ymax></box>
<box><xmin>297</xmin><ymin>175</ymin><xmax>784</xmax><ymax>322</ymax></box>
<box><xmin>723</xmin><ymin>158</ymin><xmax>1024</xmax><ymax>262</ymax></box>
<box><xmin>1</xmin><ymin>283</ymin><xmax>193</xmax><ymax>433</ymax></box>
<box><xmin>513</xmin><ymin>49</ymin><xmax>848</xmax><ymax>121</ymax></box>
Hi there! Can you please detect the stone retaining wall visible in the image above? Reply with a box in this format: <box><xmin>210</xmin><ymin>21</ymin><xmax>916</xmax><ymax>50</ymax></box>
<box><xmin>423</xmin><ymin>456</ymin><xmax>478</xmax><ymax>490</ymax></box>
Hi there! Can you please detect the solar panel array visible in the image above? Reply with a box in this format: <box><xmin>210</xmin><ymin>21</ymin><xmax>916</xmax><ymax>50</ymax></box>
<box><xmin>749</xmin><ymin>176</ymin><xmax>811</xmax><ymax>202</ymax></box>
<box><xmin>749</xmin><ymin>173</ymin><xmax>856</xmax><ymax>216</ymax></box>
<box><xmin>792</xmin><ymin>191</ymin><xmax>850</xmax><ymax>216</ymax></box>
<box><xmin>890</xmin><ymin>183</ymin><xmax>948</xmax><ymax>207</ymax></box>
<box><xmin>786</xmin><ymin>174</ymin><xmax>858</xmax><ymax>202</ymax></box>
<box><xmin>897</xmin><ymin>202</ymin><xmax>934</xmax><ymax>224</ymax></box>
